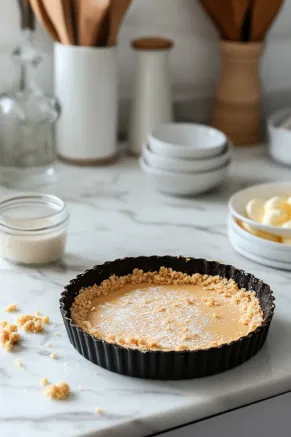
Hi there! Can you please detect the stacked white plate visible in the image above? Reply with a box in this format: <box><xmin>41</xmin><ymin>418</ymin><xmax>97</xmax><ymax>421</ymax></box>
<box><xmin>139</xmin><ymin>123</ymin><xmax>232</xmax><ymax>196</ymax></box>
<box><xmin>228</xmin><ymin>182</ymin><xmax>291</xmax><ymax>270</ymax></box>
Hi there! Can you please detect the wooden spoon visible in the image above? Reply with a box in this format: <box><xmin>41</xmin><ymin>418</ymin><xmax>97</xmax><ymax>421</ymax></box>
<box><xmin>29</xmin><ymin>0</ymin><xmax>60</xmax><ymax>41</ymax></box>
<box><xmin>231</xmin><ymin>0</ymin><xmax>252</xmax><ymax>40</ymax></box>
<box><xmin>42</xmin><ymin>0</ymin><xmax>74</xmax><ymax>45</ymax></box>
<box><xmin>251</xmin><ymin>0</ymin><xmax>283</xmax><ymax>41</ymax></box>
<box><xmin>78</xmin><ymin>0</ymin><xmax>110</xmax><ymax>46</ymax></box>
<box><xmin>200</xmin><ymin>0</ymin><xmax>240</xmax><ymax>41</ymax></box>
<box><xmin>107</xmin><ymin>0</ymin><xmax>133</xmax><ymax>46</ymax></box>
<box><xmin>18</xmin><ymin>0</ymin><xmax>35</xmax><ymax>30</ymax></box>
<box><xmin>71</xmin><ymin>0</ymin><xmax>80</xmax><ymax>44</ymax></box>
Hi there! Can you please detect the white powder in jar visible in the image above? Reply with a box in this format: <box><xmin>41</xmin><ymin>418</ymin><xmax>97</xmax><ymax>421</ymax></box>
<box><xmin>0</xmin><ymin>194</ymin><xmax>69</xmax><ymax>265</ymax></box>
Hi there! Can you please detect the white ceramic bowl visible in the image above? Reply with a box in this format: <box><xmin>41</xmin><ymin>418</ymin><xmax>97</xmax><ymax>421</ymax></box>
<box><xmin>268</xmin><ymin>108</ymin><xmax>291</xmax><ymax>166</ymax></box>
<box><xmin>228</xmin><ymin>215</ymin><xmax>291</xmax><ymax>263</ymax></box>
<box><xmin>229</xmin><ymin>182</ymin><xmax>291</xmax><ymax>238</ymax></box>
<box><xmin>140</xmin><ymin>157</ymin><xmax>230</xmax><ymax>196</ymax></box>
<box><xmin>142</xmin><ymin>142</ymin><xmax>231</xmax><ymax>173</ymax></box>
<box><xmin>148</xmin><ymin>123</ymin><xmax>227</xmax><ymax>159</ymax></box>
<box><xmin>228</xmin><ymin>224</ymin><xmax>291</xmax><ymax>271</ymax></box>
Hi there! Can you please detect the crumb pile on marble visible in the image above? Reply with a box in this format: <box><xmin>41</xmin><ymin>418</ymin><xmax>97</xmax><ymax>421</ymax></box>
<box><xmin>44</xmin><ymin>382</ymin><xmax>70</xmax><ymax>400</ymax></box>
<box><xmin>16</xmin><ymin>314</ymin><xmax>49</xmax><ymax>333</ymax></box>
<box><xmin>0</xmin><ymin>321</ymin><xmax>20</xmax><ymax>351</ymax></box>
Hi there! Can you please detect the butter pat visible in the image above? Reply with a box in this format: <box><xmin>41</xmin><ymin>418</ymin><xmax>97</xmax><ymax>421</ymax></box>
<box><xmin>245</xmin><ymin>199</ymin><xmax>265</xmax><ymax>222</ymax></box>
<box><xmin>262</xmin><ymin>209</ymin><xmax>289</xmax><ymax>226</ymax></box>
<box><xmin>245</xmin><ymin>195</ymin><xmax>291</xmax><ymax>228</ymax></box>
<box><xmin>264</xmin><ymin>196</ymin><xmax>289</xmax><ymax>211</ymax></box>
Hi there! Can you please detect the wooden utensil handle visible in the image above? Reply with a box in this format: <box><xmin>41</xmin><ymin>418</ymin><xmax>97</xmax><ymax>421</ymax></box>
<box><xmin>18</xmin><ymin>0</ymin><xmax>35</xmax><ymax>30</ymax></box>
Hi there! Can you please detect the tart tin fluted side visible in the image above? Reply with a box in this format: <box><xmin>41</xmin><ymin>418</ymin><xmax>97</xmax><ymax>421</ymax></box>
<box><xmin>60</xmin><ymin>256</ymin><xmax>275</xmax><ymax>380</ymax></box>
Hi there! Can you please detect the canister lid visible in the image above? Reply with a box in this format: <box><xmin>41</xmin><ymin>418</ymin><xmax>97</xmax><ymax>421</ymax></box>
<box><xmin>131</xmin><ymin>37</ymin><xmax>174</xmax><ymax>51</ymax></box>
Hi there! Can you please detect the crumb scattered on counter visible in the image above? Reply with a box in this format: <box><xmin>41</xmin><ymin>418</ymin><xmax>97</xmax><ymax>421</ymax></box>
<box><xmin>4</xmin><ymin>303</ymin><xmax>17</xmax><ymax>313</ymax></box>
<box><xmin>0</xmin><ymin>321</ymin><xmax>20</xmax><ymax>352</ymax></box>
<box><xmin>50</xmin><ymin>352</ymin><xmax>57</xmax><ymax>359</ymax></box>
<box><xmin>35</xmin><ymin>310</ymin><xmax>41</xmax><ymax>316</ymax></box>
<box><xmin>44</xmin><ymin>382</ymin><xmax>70</xmax><ymax>400</ymax></box>
<box><xmin>14</xmin><ymin>359</ymin><xmax>23</xmax><ymax>367</ymax></box>
<box><xmin>40</xmin><ymin>377</ymin><xmax>49</xmax><ymax>386</ymax></box>
<box><xmin>16</xmin><ymin>314</ymin><xmax>49</xmax><ymax>333</ymax></box>
<box><xmin>55</xmin><ymin>332</ymin><xmax>61</xmax><ymax>336</ymax></box>
<box><xmin>42</xmin><ymin>315</ymin><xmax>50</xmax><ymax>324</ymax></box>
<box><xmin>95</xmin><ymin>407</ymin><xmax>102</xmax><ymax>414</ymax></box>
<box><xmin>46</xmin><ymin>343</ymin><xmax>52</xmax><ymax>348</ymax></box>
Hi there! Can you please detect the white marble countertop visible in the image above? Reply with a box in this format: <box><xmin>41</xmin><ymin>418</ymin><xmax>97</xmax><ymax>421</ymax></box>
<box><xmin>1</xmin><ymin>146</ymin><xmax>291</xmax><ymax>437</ymax></box>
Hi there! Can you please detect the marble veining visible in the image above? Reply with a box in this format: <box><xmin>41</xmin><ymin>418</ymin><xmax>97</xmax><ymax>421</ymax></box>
<box><xmin>1</xmin><ymin>146</ymin><xmax>291</xmax><ymax>437</ymax></box>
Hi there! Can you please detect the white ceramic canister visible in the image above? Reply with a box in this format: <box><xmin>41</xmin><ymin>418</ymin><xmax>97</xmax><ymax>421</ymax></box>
<box><xmin>129</xmin><ymin>37</ymin><xmax>174</xmax><ymax>156</ymax></box>
<box><xmin>54</xmin><ymin>43</ymin><xmax>117</xmax><ymax>164</ymax></box>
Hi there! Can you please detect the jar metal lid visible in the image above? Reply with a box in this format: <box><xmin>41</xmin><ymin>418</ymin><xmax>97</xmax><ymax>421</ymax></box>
<box><xmin>0</xmin><ymin>194</ymin><xmax>69</xmax><ymax>232</ymax></box>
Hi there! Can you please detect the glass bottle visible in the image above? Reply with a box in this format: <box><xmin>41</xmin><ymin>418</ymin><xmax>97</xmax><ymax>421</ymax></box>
<box><xmin>0</xmin><ymin>7</ymin><xmax>59</xmax><ymax>189</ymax></box>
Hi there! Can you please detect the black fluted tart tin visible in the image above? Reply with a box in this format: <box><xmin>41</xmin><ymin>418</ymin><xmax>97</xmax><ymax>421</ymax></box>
<box><xmin>59</xmin><ymin>256</ymin><xmax>275</xmax><ymax>380</ymax></box>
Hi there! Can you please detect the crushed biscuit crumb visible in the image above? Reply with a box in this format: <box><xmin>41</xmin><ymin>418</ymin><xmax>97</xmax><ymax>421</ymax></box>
<box><xmin>35</xmin><ymin>310</ymin><xmax>41</xmax><ymax>316</ymax></box>
<box><xmin>50</xmin><ymin>352</ymin><xmax>57</xmax><ymax>359</ymax></box>
<box><xmin>4</xmin><ymin>303</ymin><xmax>17</xmax><ymax>313</ymax></box>
<box><xmin>0</xmin><ymin>321</ymin><xmax>20</xmax><ymax>352</ymax></box>
<box><xmin>42</xmin><ymin>315</ymin><xmax>50</xmax><ymax>324</ymax></box>
<box><xmin>95</xmin><ymin>407</ymin><xmax>102</xmax><ymax>414</ymax></box>
<box><xmin>41</xmin><ymin>377</ymin><xmax>49</xmax><ymax>386</ymax></box>
<box><xmin>204</xmin><ymin>297</ymin><xmax>219</xmax><ymax>307</ymax></box>
<box><xmin>15</xmin><ymin>359</ymin><xmax>23</xmax><ymax>367</ymax></box>
<box><xmin>16</xmin><ymin>314</ymin><xmax>45</xmax><ymax>333</ymax></box>
<box><xmin>44</xmin><ymin>382</ymin><xmax>70</xmax><ymax>400</ymax></box>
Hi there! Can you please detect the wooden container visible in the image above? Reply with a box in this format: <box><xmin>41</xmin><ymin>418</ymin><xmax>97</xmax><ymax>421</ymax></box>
<box><xmin>213</xmin><ymin>41</ymin><xmax>263</xmax><ymax>146</ymax></box>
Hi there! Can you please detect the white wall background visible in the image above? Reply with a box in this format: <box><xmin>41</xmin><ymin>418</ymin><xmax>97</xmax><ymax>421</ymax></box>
<box><xmin>0</xmin><ymin>0</ymin><xmax>290</xmax><ymax>127</ymax></box>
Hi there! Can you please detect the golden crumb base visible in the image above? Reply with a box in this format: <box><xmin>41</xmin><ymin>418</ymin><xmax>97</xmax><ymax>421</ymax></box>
<box><xmin>44</xmin><ymin>382</ymin><xmax>70</xmax><ymax>400</ymax></box>
<box><xmin>71</xmin><ymin>267</ymin><xmax>264</xmax><ymax>352</ymax></box>
<box><xmin>0</xmin><ymin>321</ymin><xmax>20</xmax><ymax>352</ymax></box>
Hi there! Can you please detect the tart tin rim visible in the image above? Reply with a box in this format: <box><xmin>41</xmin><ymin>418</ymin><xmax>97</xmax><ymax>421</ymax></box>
<box><xmin>59</xmin><ymin>256</ymin><xmax>275</xmax><ymax>378</ymax></box>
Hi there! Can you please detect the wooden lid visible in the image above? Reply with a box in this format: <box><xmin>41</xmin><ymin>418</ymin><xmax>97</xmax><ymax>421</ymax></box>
<box><xmin>131</xmin><ymin>37</ymin><xmax>174</xmax><ymax>51</ymax></box>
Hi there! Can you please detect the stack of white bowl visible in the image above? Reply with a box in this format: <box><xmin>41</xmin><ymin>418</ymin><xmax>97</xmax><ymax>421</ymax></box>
<box><xmin>228</xmin><ymin>182</ymin><xmax>291</xmax><ymax>270</ymax></box>
<box><xmin>268</xmin><ymin>108</ymin><xmax>291</xmax><ymax>166</ymax></box>
<box><xmin>139</xmin><ymin>123</ymin><xmax>232</xmax><ymax>196</ymax></box>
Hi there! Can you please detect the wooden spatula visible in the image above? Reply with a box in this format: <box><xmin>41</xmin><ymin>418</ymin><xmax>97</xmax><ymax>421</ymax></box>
<box><xmin>251</xmin><ymin>0</ymin><xmax>283</xmax><ymax>41</ymax></box>
<box><xmin>29</xmin><ymin>0</ymin><xmax>60</xmax><ymax>41</ymax></box>
<box><xmin>200</xmin><ymin>0</ymin><xmax>240</xmax><ymax>41</ymax></box>
<box><xmin>107</xmin><ymin>0</ymin><xmax>132</xmax><ymax>46</ymax></box>
<box><xmin>78</xmin><ymin>0</ymin><xmax>110</xmax><ymax>46</ymax></box>
<box><xmin>42</xmin><ymin>0</ymin><xmax>74</xmax><ymax>45</ymax></box>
